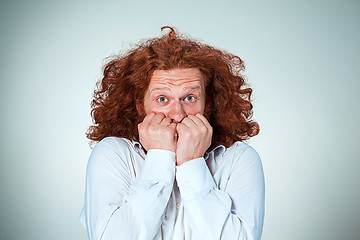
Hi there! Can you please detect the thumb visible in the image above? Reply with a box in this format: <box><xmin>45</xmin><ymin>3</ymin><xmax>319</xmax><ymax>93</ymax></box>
<box><xmin>169</xmin><ymin>123</ymin><xmax>178</xmax><ymax>138</ymax></box>
<box><xmin>169</xmin><ymin>122</ymin><xmax>177</xmax><ymax>130</ymax></box>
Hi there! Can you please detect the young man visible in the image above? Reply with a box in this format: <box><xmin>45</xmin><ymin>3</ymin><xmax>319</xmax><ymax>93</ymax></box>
<box><xmin>80</xmin><ymin>27</ymin><xmax>265</xmax><ymax>240</ymax></box>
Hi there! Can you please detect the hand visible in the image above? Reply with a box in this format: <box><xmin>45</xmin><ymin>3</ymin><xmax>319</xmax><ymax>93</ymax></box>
<box><xmin>138</xmin><ymin>112</ymin><xmax>177</xmax><ymax>152</ymax></box>
<box><xmin>175</xmin><ymin>113</ymin><xmax>213</xmax><ymax>165</ymax></box>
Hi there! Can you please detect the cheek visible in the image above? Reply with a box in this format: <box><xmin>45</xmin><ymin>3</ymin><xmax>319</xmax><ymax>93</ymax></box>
<box><xmin>184</xmin><ymin>103</ymin><xmax>205</xmax><ymax>115</ymax></box>
<box><xmin>144</xmin><ymin>97</ymin><xmax>165</xmax><ymax>115</ymax></box>
<box><xmin>145</xmin><ymin>103</ymin><xmax>169</xmax><ymax>115</ymax></box>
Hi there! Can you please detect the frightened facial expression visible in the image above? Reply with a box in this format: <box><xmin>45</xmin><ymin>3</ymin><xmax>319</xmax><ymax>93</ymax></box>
<box><xmin>143</xmin><ymin>68</ymin><xmax>206</xmax><ymax>123</ymax></box>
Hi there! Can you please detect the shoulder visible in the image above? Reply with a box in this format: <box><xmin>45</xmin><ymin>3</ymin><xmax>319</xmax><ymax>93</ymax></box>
<box><xmin>92</xmin><ymin>137</ymin><xmax>140</xmax><ymax>158</ymax></box>
<box><xmin>225</xmin><ymin>142</ymin><xmax>265</xmax><ymax>191</ymax></box>
<box><xmin>226</xmin><ymin>141</ymin><xmax>260</xmax><ymax>158</ymax></box>
<box><xmin>95</xmin><ymin>136</ymin><xmax>134</xmax><ymax>150</ymax></box>
<box><xmin>225</xmin><ymin>141</ymin><xmax>262</xmax><ymax>169</ymax></box>
<box><xmin>88</xmin><ymin>137</ymin><xmax>137</xmax><ymax>169</ymax></box>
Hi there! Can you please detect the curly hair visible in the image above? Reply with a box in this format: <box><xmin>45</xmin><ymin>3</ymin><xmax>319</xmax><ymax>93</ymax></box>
<box><xmin>87</xmin><ymin>26</ymin><xmax>259</xmax><ymax>148</ymax></box>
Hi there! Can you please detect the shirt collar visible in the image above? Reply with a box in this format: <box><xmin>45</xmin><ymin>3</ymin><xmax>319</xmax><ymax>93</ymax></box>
<box><xmin>204</xmin><ymin>144</ymin><xmax>226</xmax><ymax>160</ymax></box>
<box><xmin>130</xmin><ymin>140</ymin><xmax>226</xmax><ymax>160</ymax></box>
<box><xmin>132</xmin><ymin>141</ymin><xmax>143</xmax><ymax>152</ymax></box>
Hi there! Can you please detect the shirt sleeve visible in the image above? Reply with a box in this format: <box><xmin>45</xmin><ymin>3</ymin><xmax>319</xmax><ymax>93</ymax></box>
<box><xmin>175</xmin><ymin>146</ymin><xmax>265</xmax><ymax>240</ymax></box>
<box><xmin>80</xmin><ymin>139</ymin><xmax>176</xmax><ymax>240</ymax></box>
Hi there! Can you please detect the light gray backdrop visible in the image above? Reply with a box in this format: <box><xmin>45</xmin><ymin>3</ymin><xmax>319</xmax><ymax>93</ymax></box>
<box><xmin>1</xmin><ymin>0</ymin><xmax>359</xmax><ymax>239</ymax></box>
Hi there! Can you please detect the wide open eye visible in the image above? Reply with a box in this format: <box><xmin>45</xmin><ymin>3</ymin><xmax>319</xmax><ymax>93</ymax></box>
<box><xmin>157</xmin><ymin>96</ymin><xmax>168</xmax><ymax>103</ymax></box>
<box><xmin>184</xmin><ymin>95</ymin><xmax>196</xmax><ymax>102</ymax></box>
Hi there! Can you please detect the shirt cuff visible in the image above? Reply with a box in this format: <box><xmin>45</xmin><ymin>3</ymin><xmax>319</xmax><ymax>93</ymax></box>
<box><xmin>138</xmin><ymin>149</ymin><xmax>176</xmax><ymax>183</ymax></box>
<box><xmin>175</xmin><ymin>157</ymin><xmax>216</xmax><ymax>201</ymax></box>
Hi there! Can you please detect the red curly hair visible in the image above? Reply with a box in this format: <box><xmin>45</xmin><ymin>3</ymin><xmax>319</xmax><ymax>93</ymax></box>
<box><xmin>87</xmin><ymin>26</ymin><xmax>259</xmax><ymax>148</ymax></box>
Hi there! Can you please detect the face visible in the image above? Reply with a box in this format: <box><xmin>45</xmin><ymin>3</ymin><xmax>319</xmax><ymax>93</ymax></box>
<box><xmin>142</xmin><ymin>68</ymin><xmax>206</xmax><ymax>123</ymax></box>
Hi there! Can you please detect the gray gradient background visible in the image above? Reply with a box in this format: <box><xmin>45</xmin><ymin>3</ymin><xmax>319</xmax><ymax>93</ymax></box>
<box><xmin>1</xmin><ymin>0</ymin><xmax>359</xmax><ymax>239</ymax></box>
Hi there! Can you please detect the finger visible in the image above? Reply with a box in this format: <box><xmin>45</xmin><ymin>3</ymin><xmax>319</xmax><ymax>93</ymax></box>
<box><xmin>169</xmin><ymin>122</ymin><xmax>177</xmax><ymax>132</ymax></box>
<box><xmin>141</xmin><ymin>112</ymin><xmax>156</xmax><ymax>128</ymax></box>
<box><xmin>187</xmin><ymin>115</ymin><xmax>205</xmax><ymax>126</ymax></box>
<box><xmin>150</xmin><ymin>112</ymin><xmax>166</xmax><ymax>125</ymax></box>
<box><xmin>176</xmin><ymin>122</ymin><xmax>189</xmax><ymax>134</ymax></box>
<box><xmin>187</xmin><ymin>115</ymin><xmax>210</xmax><ymax>137</ymax></box>
<box><xmin>160</xmin><ymin>116</ymin><xmax>172</xmax><ymax>127</ymax></box>
<box><xmin>181</xmin><ymin>116</ymin><xmax>197</xmax><ymax>128</ymax></box>
<box><xmin>195</xmin><ymin>113</ymin><xmax>212</xmax><ymax>129</ymax></box>
<box><xmin>169</xmin><ymin>122</ymin><xmax>178</xmax><ymax>139</ymax></box>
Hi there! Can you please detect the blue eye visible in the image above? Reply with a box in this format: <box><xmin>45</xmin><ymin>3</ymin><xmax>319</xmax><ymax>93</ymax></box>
<box><xmin>185</xmin><ymin>96</ymin><xmax>196</xmax><ymax>102</ymax></box>
<box><xmin>157</xmin><ymin>96</ymin><xmax>168</xmax><ymax>103</ymax></box>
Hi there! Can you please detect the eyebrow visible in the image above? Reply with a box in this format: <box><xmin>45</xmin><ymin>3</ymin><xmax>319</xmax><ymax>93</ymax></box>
<box><xmin>150</xmin><ymin>87</ymin><xmax>171</xmax><ymax>93</ymax></box>
<box><xmin>150</xmin><ymin>86</ymin><xmax>202</xmax><ymax>94</ymax></box>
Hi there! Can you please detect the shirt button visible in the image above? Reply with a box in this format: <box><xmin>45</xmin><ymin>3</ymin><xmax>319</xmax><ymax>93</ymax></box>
<box><xmin>182</xmin><ymin>180</ymin><xmax>189</xmax><ymax>186</ymax></box>
<box><xmin>176</xmin><ymin>203</ymin><xmax>180</xmax><ymax>209</ymax></box>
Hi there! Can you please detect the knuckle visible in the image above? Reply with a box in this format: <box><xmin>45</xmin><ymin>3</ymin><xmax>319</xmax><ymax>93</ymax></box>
<box><xmin>194</xmin><ymin>131</ymin><xmax>200</xmax><ymax>138</ymax></box>
<box><xmin>209</xmin><ymin>126</ymin><xmax>213</xmax><ymax>134</ymax></box>
<box><xmin>184</xmin><ymin>131</ymin><xmax>192</xmax><ymax>138</ymax></box>
<box><xmin>200</xmin><ymin>126</ymin><xmax>207</xmax><ymax>133</ymax></box>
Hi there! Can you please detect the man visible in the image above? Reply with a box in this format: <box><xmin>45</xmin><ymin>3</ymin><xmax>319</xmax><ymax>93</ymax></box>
<box><xmin>80</xmin><ymin>26</ymin><xmax>265</xmax><ymax>240</ymax></box>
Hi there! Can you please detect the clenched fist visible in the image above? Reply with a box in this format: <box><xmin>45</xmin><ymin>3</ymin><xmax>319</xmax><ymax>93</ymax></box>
<box><xmin>175</xmin><ymin>113</ymin><xmax>213</xmax><ymax>165</ymax></box>
<box><xmin>138</xmin><ymin>112</ymin><xmax>177</xmax><ymax>152</ymax></box>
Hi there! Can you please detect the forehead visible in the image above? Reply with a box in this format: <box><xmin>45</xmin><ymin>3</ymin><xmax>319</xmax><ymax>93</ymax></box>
<box><xmin>149</xmin><ymin>68</ymin><xmax>205</xmax><ymax>90</ymax></box>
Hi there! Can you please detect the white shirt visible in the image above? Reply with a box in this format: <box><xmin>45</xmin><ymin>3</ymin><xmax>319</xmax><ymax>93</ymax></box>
<box><xmin>79</xmin><ymin>137</ymin><xmax>265</xmax><ymax>240</ymax></box>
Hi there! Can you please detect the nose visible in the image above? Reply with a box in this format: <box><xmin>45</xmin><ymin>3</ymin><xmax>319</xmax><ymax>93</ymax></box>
<box><xmin>168</xmin><ymin>100</ymin><xmax>186</xmax><ymax>123</ymax></box>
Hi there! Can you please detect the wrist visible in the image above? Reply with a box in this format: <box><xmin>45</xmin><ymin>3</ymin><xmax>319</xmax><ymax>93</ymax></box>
<box><xmin>148</xmin><ymin>145</ymin><xmax>176</xmax><ymax>153</ymax></box>
<box><xmin>143</xmin><ymin>141</ymin><xmax>176</xmax><ymax>152</ymax></box>
<box><xmin>176</xmin><ymin>154</ymin><xmax>202</xmax><ymax>166</ymax></box>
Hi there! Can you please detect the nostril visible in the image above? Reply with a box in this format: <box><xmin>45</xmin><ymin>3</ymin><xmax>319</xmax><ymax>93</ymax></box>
<box><xmin>169</xmin><ymin>108</ymin><xmax>186</xmax><ymax>123</ymax></box>
<box><xmin>171</xmin><ymin>118</ymin><xmax>183</xmax><ymax>124</ymax></box>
